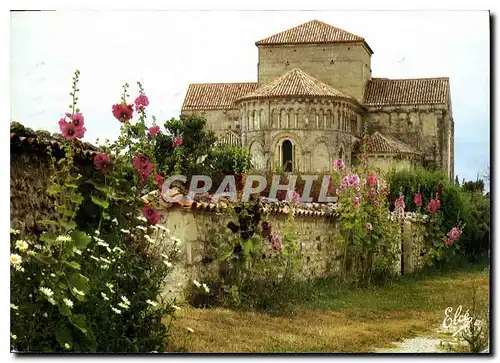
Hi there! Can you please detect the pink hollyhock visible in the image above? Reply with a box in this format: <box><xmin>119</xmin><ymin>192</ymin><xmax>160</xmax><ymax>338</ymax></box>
<box><xmin>132</xmin><ymin>154</ymin><xmax>150</xmax><ymax>171</ymax></box>
<box><xmin>155</xmin><ymin>173</ymin><xmax>165</xmax><ymax>189</ymax></box>
<box><xmin>352</xmin><ymin>197</ymin><xmax>360</xmax><ymax>207</ymax></box>
<box><xmin>367</xmin><ymin>173</ymin><xmax>377</xmax><ymax>187</ymax></box>
<box><xmin>271</xmin><ymin>235</ymin><xmax>282</xmax><ymax>252</ymax></box>
<box><xmin>142</xmin><ymin>204</ymin><xmax>161</xmax><ymax>225</ymax></box>
<box><xmin>414</xmin><ymin>192</ymin><xmax>423</xmax><ymax>207</ymax></box>
<box><xmin>394</xmin><ymin>195</ymin><xmax>406</xmax><ymax>210</ymax></box>
<box><xmin>444</xmin><ymin>238</ymin><xmax>454</xmax><ymax>246</ymax></box>
<box><xmin>333</xmin><ymin>159</ymin><xmax>345</xmax><ymax>170</ymax></box>
<box><xmin>94</xmin><ymin>153</ymin><xmax>112</xmax><ymax>173</ymax></box>
<box><xmin>427</xmin><ymin>199</ymin><xmax>441</xmax><ymax>214</ymax></box>
<box><xmin>366</xmin><ymin>222</ymin><xmax>373</xmax><ymax>232</ymax></box>
<box><xmin>134</xmin><ymin>94</ymin><xmax>150</xmax><ymax>112</ymax></box>
<box><xmin>349</xmin><ymin>174</ymin><xmax>361</xmax><ymax>186</ymax></box>
<box><xmin>66</xmin><ymin>112</ymin><xmax>85</xmax><ymax>128</ymax></box>
<box><xmin>173</xmin><ymin>136</ymin><xmax>184</xmax><ymax>147</ymax></box>
<box><xmin>148</xmin><ymin>125</ymin><xmax>160</xmax><ymax>137</ymax></box>
<box><xmin>59</xmin><ymin>119</ymin><xmax>79</xmax><ymax>141</ymax></box>
<box><xmin>447</xmin><ymin>227</ymin><xmax>461</xmax><ymax>240</ymax></box>
<box><xmin>112</xmin><ymin>103</ymin><xmax>134</xmax><ymax>123</ymax></box>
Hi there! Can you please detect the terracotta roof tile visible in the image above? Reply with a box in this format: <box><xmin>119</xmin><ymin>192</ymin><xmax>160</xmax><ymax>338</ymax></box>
<box><xmin>364</xmin><ymin>77</ymin><xmax>450</xmax><ymax>106</ymax></box>
<box><xmin>182</xmin><ymin>83</ymin><xmax>258</xmax><ymax>111</ymax></box>
<box><xmin>362</xmin><ymin>131</ymin><xmax>422</xmax><ymax>155</ymax></box>
<box><xmin>255</xmin><ymin>20</ymin><xmax>372</xmax><ymax>53</ymax></box>
<box><xmin>236</xmin><ymin>68</ymin><xmax>354</xmax><ymax>102</ymax></box>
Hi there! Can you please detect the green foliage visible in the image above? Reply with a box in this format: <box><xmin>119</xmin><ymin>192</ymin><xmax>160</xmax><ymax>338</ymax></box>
<box><xmin>154</xmin><ymin>114</ymin><xmax>251</xmax><ymax>181</ymax></box>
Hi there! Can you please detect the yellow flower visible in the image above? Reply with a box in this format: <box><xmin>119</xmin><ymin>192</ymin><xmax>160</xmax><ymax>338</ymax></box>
<box><xmin>10</xmin><ymin>254</ymin><xmax>22</xmax><ymax>265</ymax></box>
<box><xmin>10</xmin><ymin>304</ymin><xmax>19</xmax><ymax>310</ymax></box>
<box><xmin>10</xmin><ymin>333</ymin><xmax>17</xmax><ymax>340</ymax></box>
<box><xmin>64</xmin><ymin>343</ymin><xmax>71</xmax><ymax>350</ymax></box>
<box><xmin>15</xmin><ymin>240</ymin><xmax>29</xmax><ymax>251</ymax></box>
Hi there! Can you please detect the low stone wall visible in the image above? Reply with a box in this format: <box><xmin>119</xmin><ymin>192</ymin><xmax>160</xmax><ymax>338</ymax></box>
<box><xmin>157</xmin><ymin>205</ymin><xmax>427</xmax><ymax>302</ymax></box>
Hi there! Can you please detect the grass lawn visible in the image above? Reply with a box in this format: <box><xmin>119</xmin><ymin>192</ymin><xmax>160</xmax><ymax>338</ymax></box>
<box><xmin>165</xmin><ymin>265</ymin><xmax>490</xmax><ymax>353</ymax></box>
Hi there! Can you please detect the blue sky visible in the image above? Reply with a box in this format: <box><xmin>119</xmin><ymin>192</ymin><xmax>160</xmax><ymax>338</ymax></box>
<box><xmin>10</xmin><ymin>10</ymin><xmax>490</xmax><ymax>185</ymax></box>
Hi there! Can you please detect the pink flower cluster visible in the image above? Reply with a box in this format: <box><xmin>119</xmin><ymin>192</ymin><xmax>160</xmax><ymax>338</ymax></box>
<box><xmin>173</xmin><ymin>136</ymin><xmax>184</xmax><ymax>147</ymax></box>
<box><xmin>112</xmin><ymin>103</ymin><xmax>134</xmax><ymax>123</ymax></box>
<box><xmin>414</xmin><ymin>192</ymin><xmax>423</xmax><ymax>207</ymax></box>
<box><xmin>341</xmin><ymin>173</ymin><xmax>361</xmax><ymax>188</ymax></box>
<box><xmin>133</xmin><ymin>154</ymin><xmax>155</xmax><ymax>184</ymax></box>
<box><xmin>444</xmin><ymin>227</ymin><xmax>462</xmax><ymax>246</ymax></box>
<box><xmin>287</xmin><ymin>190</ymin><xmax>301</xmax><ymax>203</ymax></box>
<box><xmin>427</xmin><ymin>198</ymin><xmax>441</xmax><ymax>214</ymax></box>
<box><xmin>333</xmin><ymin>159</ymin><xmax>345</xmax><ymax>170</ymax></box>
<box><xmin>135</xmin><ymin>94</ymin><xmax>149</xmax><ymax>112</ymax></box>
<box><xmin>59</xmin><ymin>112</ymin><xmax>87</xmax><ymax>141</ymax></box>
<box><xmin>148</xmin><ymin>125</ymin><xmax>160</xmax><ymax>137</ymax></box>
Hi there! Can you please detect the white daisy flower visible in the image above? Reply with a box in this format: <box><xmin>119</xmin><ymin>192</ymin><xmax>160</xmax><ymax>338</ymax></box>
<box><xmin>10</xmin><ymin>254</ymin><xmax>22</xmax><ymax>265</ymax></box>
<box><xmin>163</xmin><ymin>260</ymin><xmax>173</xmax><ymax>268</ymax></box>
<box><xmin>94</xmin><ymin>230</ymin><xmax>100</xmax><ymax>236</ymax></box>
<box><xmin>10</xmin><ymin>304</ymin><xmax>19</xmax><ymax>310</ymax></box>
<box><xmin>106</xmin><ymin>283</ymin><xmax>114</xmax><ymax>293</ymax></box>
<box><xmin>56</xmin><ymin>235</ymin><xmax>72</xmax><ymax>243</ymax></box>
<box><xmin>39</xmin><ymin>287</ymin><xmax>54</xmax><ymax>297</ymax></box>
<box><xmin>43</xmin><ymin>312</ymin><xmax>48</xmax><ymax>318</ymax></box>
<box><xmin>90</xmin><ymin>256</ymin><xmax>100</xmax><ymax>262</ymax></box>
<box><xmin>10</xmin><ymin>229</ymin><xmax>21</xmax><ymax>235</ymax></box>
<box><xmin>100</xmin><ymin>264</ymin><xmax>109</xmax><ymax>270</ymax></box>
<box><xmin>146</xmin><ymin>299</ymin><xmax>157</xmax><ymax>307</ymax></box>
<box><xmin>10</xmin><ymin>333</ymin><xmax>17</xmax><ymax>340</ymax></box>
<box><xmin>72</xmin><ymin>287</ymin><xmax>85</xmax><ymax>296</ymax></box>
<box><xmin>64</xmin><ymin>343</ymin><xmax>71</xmax><ymax>350</ymax></box>
<box><xmin>73</xmin><ymin>247</ymin><xmax>82</xmax><ymax>255</ymax></box>
<box><xmin>100</xmin><ymin>257</ymin><xmax>111</xmax><ymax>264</ymax></box>
<box><xmin>15</xmin><ymin>240</ymin><xmax>29</xmax><ymax>251</ymax></box>
<box><xmin>27</xmin><ymin>250</ymin><xmax>36</xmax><ymax>256</ymax></box>
<box><xmin>202</xmin><ymin>283</ymin><xmax>210</xmax><ymax>294</ymax></box>
<box><xmin>63</xmin><ymin>298</ymin><xmax>74</xmax><ymax>308</ymax></box>
<box><xmin>112</xmin><ymin>247</ymin><xmax>124</xmax><ymax>254</ymax></box>
<box><xmin>101</xmin><ymin>292</ymin><xmax>109</xmax><ymax>301</ymax></box>
<box><xmin>94</xmin><ymin>236</ymin><xmax>105</xmax><ymax>243</ymax></box>
<box><xmin>48</xmin><ymin>297</ymin><xmax>57</xmax><ymax>305</ymax></box>
<box><xmin>34</xmin><ymin>244</ymin><xmax>42</xmax><ymax>250</ymax></box>
<box><xmin>97</xmin><ymin>240</ymin><xmax>109</xmax><ymax>248</ymax></box>
<box><xmin>111</xmin><ymin>306</ymin><xmax>122</xmax><ymax>314</ymax></box>
<box><xmin>120</xmin><ymin>229</ymin><xmax>131</xmax><ymax>234</ymax></box>
<box><xmin>118</xmin><ymin>302</ymin><xmax>129</xmax><ymax>309</ymax></box>
<box><xmin>136</xmin><ymin>225</ymin><xmax>148</xmax><ymax>232</ymax></box>
<box><xmin>120</xmin><ymin>296</ymin><xmax>131</xmax><ymax>306</ymax></box>
<box><xmin>137</xmin><ymin>215</ymin><xmax>148</xmax><ymax>222</ymax></box>
<box><xmin>192</xmin><ymin>280</ymin><xmax>201</xmax><ymax>288</ymax></box>
<box><xmin>50</xmin><ymin>273</ymin><xmax>56</xmax><ymax>277</ymax></box>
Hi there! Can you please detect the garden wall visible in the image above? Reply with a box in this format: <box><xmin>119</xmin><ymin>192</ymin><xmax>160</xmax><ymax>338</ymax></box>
<box><xmin>156</xmin><ymin>204</ymin><xmax>427</xmax><ymax>302</ymax></box>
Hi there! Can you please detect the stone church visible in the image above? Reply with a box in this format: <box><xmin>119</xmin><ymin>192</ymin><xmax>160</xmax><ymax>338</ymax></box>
<box><xmin>181</xmin><ymin>20</ymin><xmax>454</xmax><ymax>179</ymax></box>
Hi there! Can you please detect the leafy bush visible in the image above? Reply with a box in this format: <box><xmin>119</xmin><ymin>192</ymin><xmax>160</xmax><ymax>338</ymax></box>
<box><xmin>10</xmin><ymin>72</ymin><xmax>180</xmax><ymax>352</ymax></box>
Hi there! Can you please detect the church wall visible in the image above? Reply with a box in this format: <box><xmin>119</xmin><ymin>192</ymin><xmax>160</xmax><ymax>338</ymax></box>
<box><xmin>366</xmin><ymin>155</ymin><xmax>415</xmax><ymax>173</ymax></box>
<box><xmin>363</xmin><ymin>103</ymin><xmax>452</xmax><ymax>180</ymax></box>
<box><xmin>257</xmin><ymin>43</ymin><xmax>371</xmax><ymax>101</ymax></box>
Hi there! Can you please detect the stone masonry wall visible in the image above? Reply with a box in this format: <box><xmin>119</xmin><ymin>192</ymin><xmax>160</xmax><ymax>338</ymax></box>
<box><xmin>257</xmin><ymin>43</ymin><xmax>372</xmax><ymax>101</ymax></box>
<box><xmin>157</xmin><ymin>206</ymin><xmax>426</xmax><ymax>302</ymax></box>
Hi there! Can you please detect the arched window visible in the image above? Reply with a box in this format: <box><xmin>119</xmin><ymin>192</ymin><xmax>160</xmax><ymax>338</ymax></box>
<box><xmin>282</xmin><ymin>140</ymin><xmax>293</xmax><ymax>172</ymax></box>
<box><xmin>336</xmin><ymin>109</ymin><xmax>341</xmax><ymax>129</ymax></box>
<box><xmin>254</xmin><ymin>110</ymin><xmax>260</xmax><ymax>130</ymax></box>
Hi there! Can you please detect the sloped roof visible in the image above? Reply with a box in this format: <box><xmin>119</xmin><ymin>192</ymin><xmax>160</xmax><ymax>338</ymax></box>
<box><xmin>255</xmin><ymin>20</ymin><xmax>373</xmax><ymax>53</ymax></box>
<box><xmin>236</xmin><ymin>68</ymin><xmax>354</xmax><ymax>102</ymax></box>
<box><xmin>364</xmin><ymin>77</ymin><xmax>450</xmax><ymax>106</ymax></box>
<box><xmin>182</xmin><ymin>82</ymin><xmax>258</xmax><ymax>111</ymax></box>
<box><xmin>216</xmin><ymin>130</ymin><xmax>241</xmax><ymax>146</ymax></box>
<box><xmin>355</xmin><ymin>131</ymin><xmax>422</xmax><ymax>155</ymax></box>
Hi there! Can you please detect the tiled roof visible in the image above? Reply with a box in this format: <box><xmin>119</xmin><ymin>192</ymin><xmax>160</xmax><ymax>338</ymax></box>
<box><xmin>364</xmin><ymin>77</ymin><xmax>450</xmax><ymax>106</ymax></box>
<box><xmin>255</xmin><ymin>20</ymin><xmax>372</xmax><ymax>53</ymax></box>
<box><xmin>10</xmin><ymin>121</ymin><xmax>98</xmax><ymax>158</ymax></box>
<box><xmin>182</xmin><ymin>82</ymin><xmax>258</xmax><ymax>111</ymax></box>
<box><xmin>236</xmin><ymin>68</ymin><xmax>353</xmax><ymax>102</ymax></box>
<box><xmin>362</xmin><ymin>131</ymin><xmax>422</xmax><ymax>155</ymax></box>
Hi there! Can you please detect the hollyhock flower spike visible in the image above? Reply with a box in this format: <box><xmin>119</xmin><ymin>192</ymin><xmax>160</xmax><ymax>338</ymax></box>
<box><xmin>447</xmin><ymin>227</ymin><xmax>461</xmax><ymax>240</ymax></box>
<box><xmin>394</xmin><ymin>195</ymin><xmax>406</xmax><ymax>211</ymax></box>
<box><xmin>427</xmin><ymin>199</ymin><xmax>441</xmax><ymax>214</ymax></box>
<box><xmin>367</xmin><ymin>173</ymin><xmax>377</xmax><ymax>187</ymax></box>
<box><xmin>59</xmin><ymin>119</ymin><xmax>79</xmax><ymax>141</ymax></box>
<box><xmin>112</xmin><ymin>103</ymin><xmax>134</xmax><ymax>123</ymax></box>
<box><xmin>414</xmin><ymin>192</ymin><xmax>423</xmax><ymax>208</ymax></box>
<box><xmin>134</xmin><ymin>94</ymin><xmax>149</xmax><ymax>112</ymax></box>
<box><xmin>94</xmin><ymin>153</ymin><xmax>112</xmax><ymax>173</ymax></box>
